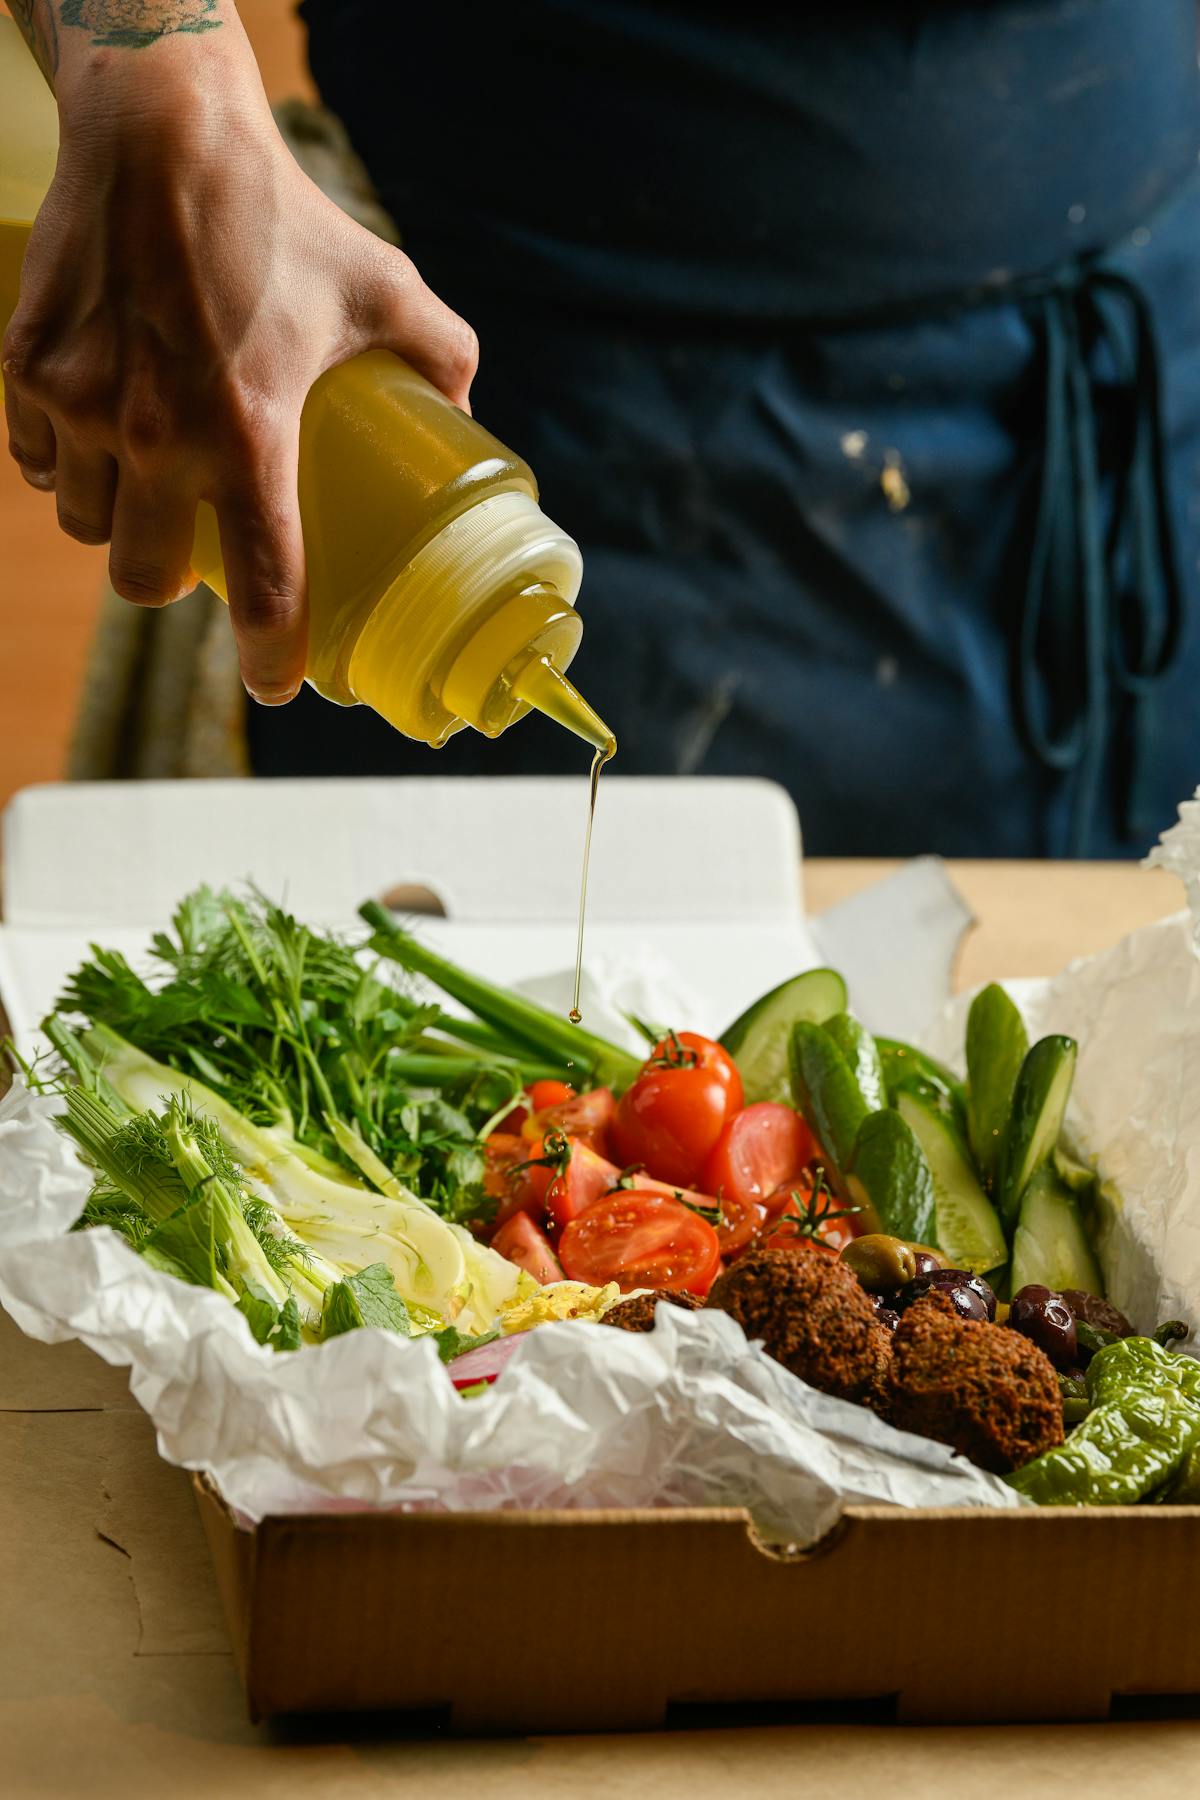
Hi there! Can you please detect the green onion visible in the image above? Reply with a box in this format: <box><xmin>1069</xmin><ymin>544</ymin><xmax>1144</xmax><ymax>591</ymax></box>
<box><xmin>359</xmin><ymin>902</ymin><xmax>641</xmax><ymax>1093</ymax></box>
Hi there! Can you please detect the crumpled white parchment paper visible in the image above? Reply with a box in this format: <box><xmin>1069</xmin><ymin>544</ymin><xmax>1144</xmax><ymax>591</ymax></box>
<box><xmin>0</xmin><ymin>1079</ymin><xmax>1014</xmax><ymax>1535</ymax></box>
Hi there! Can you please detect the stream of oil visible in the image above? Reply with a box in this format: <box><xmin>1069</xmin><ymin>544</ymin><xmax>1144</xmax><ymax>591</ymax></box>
<box><xmin>569</xmin><ymin>740</ymin><xmax>616</xmax><ymax>1025</ymax></box>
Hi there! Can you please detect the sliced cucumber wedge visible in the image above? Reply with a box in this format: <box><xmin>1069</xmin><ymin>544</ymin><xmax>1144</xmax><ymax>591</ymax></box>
<box><xmin>1011</xmin><ymin>1165</ymin><xmax>1103</xmax><ymax>1297</ymax></box>
<box><xmin>846</xmin><ymin>1108</ymin><xmax>936</xmax><ymax>1246</ymax></box>
<box><xmin>895</xmin><ymin>1081</ymin><xmax>1007</xmax><ymax>1276</ymax></box>
<box><xmin>722</xmin><ymin>967</ymin><xmax>847</xmax><ymax>1104</ymax></box>
<box><xmin>821</xmin><ymin>1012</ymin><xmax>887</xmax><ymax>1115</ymax></box>
<box><xmin>965</xmin><ymin>983</ymin><xmax>1028</xmax><ymax>1195</ymax></box>
<box><xmin>876</xmin><ymin>1037</ymin><xmax>967</xmax><ymax>1118</ymax></box>
<box><xmin>788</xmin><ymin>1019</ymin><xmax>870</xmax><ymax>1189</ymax></box>
<box><xmin>995</xmin><ymin>1036</ymin><xmax>1078</xmax><ymax>1236</ymax></box>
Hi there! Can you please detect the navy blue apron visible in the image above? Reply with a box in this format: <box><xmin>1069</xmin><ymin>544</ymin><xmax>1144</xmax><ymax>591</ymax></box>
<box><xmin>259</xmin><ymin>0</ymin><xmax>1200</xmax><ymax>857</ymax></box>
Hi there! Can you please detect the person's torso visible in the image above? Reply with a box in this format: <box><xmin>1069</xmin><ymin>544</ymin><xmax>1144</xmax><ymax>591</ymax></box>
<box><xmin>302</xmin><ymin>0</ymin><xmax>1200</xmax><ymax>321</ymax></box>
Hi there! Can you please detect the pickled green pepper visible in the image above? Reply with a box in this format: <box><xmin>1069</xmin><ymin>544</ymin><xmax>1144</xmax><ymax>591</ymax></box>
<box><xmin>1007</xmin><ymin>1337</ymin><xmax>1200</xmax><ymax>1506</ymax></box>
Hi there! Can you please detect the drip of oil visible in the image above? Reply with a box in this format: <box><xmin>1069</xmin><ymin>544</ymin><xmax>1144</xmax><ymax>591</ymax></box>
<box><xmin>569</xmin><ymin>740</ymin><xmax>615</xmax><ymax>1023</ymax></box>
<box><xmin>511</xmin><ymin>657</ymin><xmax>616</xmax><ymax>1026</ymax></box>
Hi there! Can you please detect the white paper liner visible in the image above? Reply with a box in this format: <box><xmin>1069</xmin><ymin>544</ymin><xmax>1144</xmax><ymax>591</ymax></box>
<box><xmin>0</xmin><ymin>1082</ymin><xmax>1016</xmax><ymax>1534</ymax></box>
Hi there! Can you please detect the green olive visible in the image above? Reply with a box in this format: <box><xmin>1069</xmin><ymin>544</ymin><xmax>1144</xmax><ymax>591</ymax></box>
<box><xmin>840</xmin><ymin>1233</ymin><xmax>918</xmax><ymax>1292</ymax></box>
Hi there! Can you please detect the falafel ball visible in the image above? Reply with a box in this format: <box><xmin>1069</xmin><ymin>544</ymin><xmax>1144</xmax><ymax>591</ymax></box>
<box><xmin>599</xmin><ymin>1288</ymin><xmax>705</xmax><ymax>1333</ymax></box>
<box><xmin>881</xmin><ymin>1290</ymin><xmax>1063</xmax><ymax>1473</ymax></box>
<box><xmin>706</xmin><ymin>1244</ymin><xmax>892</xmax><ymax>1404</ymax></box>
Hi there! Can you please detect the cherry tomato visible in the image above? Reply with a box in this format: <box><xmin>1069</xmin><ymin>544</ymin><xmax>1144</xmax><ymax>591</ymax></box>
<box><xmin>492</xmin><ymin>1211</ymin><xmax>564</xmax><ymax>1285</ymax></box>
<box><xmin>610</xmin><ymin>1064</ymin><xmax>730</xmax><ymax>1187</ymax></box>
<box><xmin>527</xmin><ymin>1079</ymin><xmax>576</xmax><ymax>1112</ymax></box>
<box><xmin>496</xmin><ymin>1078</ymin><xmax>577</xmax><ymax>1136</ymax></box>
<box><xmin>699</xmin><ymin>1102</ymin><xmax>816</xmax><ymax>1209</ymax></box>
<box><xmin>485</xmin><ymin>1133</ymin><xmax>557</xmax><ymax>1227</ymax></box>
<box><xmin>648</xmin><ymin>1032</ymin><xmax>744</xmax><ymax>1122</ymax></box>
<box><xmin>544</xmin><ymin>1139</ymin><xmax>624</xmax><ymax>1238</ymax></box>
<box><xmin>760</xmin><ymin>1179</ymin><xmax>859</xmax><ymax>1255</ymax></box>
<box><xmin>713</xmin><ymin>1192</ymin><xmax>770</xmax><ymax>1259</ymax></box>
<box><xmin>558</xmin><ymin>1190</ymin><xmax>722</xmax><ymax>1295</ymax></box>
<box><xmin>522</xmin><ymin>1086</ymin><xmax>616</xmax><ymax>1157</ymax></box>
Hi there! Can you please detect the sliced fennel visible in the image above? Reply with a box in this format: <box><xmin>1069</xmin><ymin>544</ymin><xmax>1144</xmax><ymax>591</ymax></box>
<box><xmin>85</xmin><ymin>1024</ymin><xmax>485</xmax><ymax>1328</ymax></box>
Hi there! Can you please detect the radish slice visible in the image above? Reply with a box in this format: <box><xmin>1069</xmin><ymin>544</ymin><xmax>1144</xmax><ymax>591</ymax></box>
<box><xmin>448</xmin><ymin>1335</ymin><xmax>522</xmax><ymax>1390</ymax></box>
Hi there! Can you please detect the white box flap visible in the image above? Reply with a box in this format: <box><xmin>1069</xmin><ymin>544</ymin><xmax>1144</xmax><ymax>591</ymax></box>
<box><xmin>2</xmin><ymin>776</ymin><xmax>801</xmax><ymax>928</ymax></box>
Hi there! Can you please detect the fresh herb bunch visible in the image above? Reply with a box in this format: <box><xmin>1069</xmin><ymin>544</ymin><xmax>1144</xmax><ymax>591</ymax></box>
<box><xmin>56</xmin><ymin>888</ymin><xmax>518</xmax><ymax>1219</ymax></box>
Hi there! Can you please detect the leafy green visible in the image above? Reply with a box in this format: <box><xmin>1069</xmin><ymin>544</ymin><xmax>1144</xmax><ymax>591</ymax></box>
<box><xmin>320</xmin><ymin>1262</ymin><xmax>417</xmax><ymax>1340</ymax></box>
<box><xmin>433</xmin><ymin>1323</ymin><xmax>500</xmax><ymax>1364</ymax></box>
<box><xmin>55</xmin><ymin>887</ymin><xmax>538</xmax><ymax>1217</ymax></box>
<box><xmin>237</xmin><ymin>1283</ymin><xmax>304</xmax><ymax>1353</ymax></box>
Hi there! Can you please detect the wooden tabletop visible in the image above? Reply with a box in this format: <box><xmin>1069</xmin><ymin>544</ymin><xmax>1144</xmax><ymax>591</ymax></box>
<box><xmin>1</xmin><ymin>856</ymin><xmax>1195</xmax><ymax>1798</ymax></box>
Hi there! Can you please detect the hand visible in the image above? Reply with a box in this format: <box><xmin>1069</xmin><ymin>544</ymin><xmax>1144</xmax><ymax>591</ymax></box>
<box><xmin>3</xmin><ymin>34</ymin><xmax>477</xmax><ymax>703</ymax></box>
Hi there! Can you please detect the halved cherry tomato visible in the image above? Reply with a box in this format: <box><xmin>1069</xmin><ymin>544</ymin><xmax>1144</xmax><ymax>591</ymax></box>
<box><xmin>558</xmin><ymin>1190</ymin><xmax>722</xmax><ymax>1295</ymax></box>
<box><xmin>699</xmin><ymin>1103</ymin><xmax>816</xmax><ymax>1210</ymax></box>
<box><xmin>522</xmin><ymin>1086</ymin><xmax>616</xmax><ymax>1156</ymax></box>
<box><xmin>485</xmin><ymin>1132</ymin><xmax>556</xmax><ymax>1227</ymax></box>
<box><xmin>544</xmin><ymin>1139</ymin><xmax>624</xmax><ymax>1237</ymax></box>
<box><xmin>539</xmin><ymin>1137</ymin><xmax>712</xmax><ymax>1240</ymax></box>
<box><xmin>492</xmin><ymin>1211</ymin><xmax>564</xmax><ymax>1285</ymax></box>
<box><xmin>713</xmin><ymin>1192</ymin><xmax>770</xmax><ymax>1260</ymax></box>
<box><xmin>648</xmin><ymin>1032</ymin><xmax>744</xmax><ymax>1121</ymax></box>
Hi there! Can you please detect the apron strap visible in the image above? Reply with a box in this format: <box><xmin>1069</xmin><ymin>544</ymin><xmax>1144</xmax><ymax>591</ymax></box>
<box><xmin>1016</xmin><ymin>261</ymin><xmax>1183</xmax><ymax>855</ymax></box>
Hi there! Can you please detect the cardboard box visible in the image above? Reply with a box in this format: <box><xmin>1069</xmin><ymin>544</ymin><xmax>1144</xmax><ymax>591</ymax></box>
<box><xmin>195</xmin><ymin>1481</ymin><xmax>1200</xmax><ymax>1729</ymax></box>
<box><xmin>5</xmin><ymin>775</ymin><xmax>1198</xmax><ymax>1731</ymax></box>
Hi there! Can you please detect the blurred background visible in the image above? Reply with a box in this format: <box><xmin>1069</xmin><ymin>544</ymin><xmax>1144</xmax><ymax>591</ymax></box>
<box><xmin>0</xmin><ymin>0</ymin><xmax>311</xmax><ymax>813</ymax></box>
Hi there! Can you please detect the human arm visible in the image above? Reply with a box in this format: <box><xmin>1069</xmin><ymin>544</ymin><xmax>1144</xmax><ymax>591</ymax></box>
<box><xmin>3</xmin><ymin>4</ymin><xmax>478</xmax><ymax>702</ymax></box>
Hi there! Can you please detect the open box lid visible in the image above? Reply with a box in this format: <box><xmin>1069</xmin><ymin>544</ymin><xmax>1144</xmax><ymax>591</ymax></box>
<box><xmin>0</xmin><ymin>775</ymin><xmax>970</xmax><ymax>1051</ymax></box>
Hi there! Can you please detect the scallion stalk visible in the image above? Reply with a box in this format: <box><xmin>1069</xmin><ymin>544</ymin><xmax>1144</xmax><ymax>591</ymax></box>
<box><xmin>360</xmin><ymin>902</ymin><xmax>640</xmax><ymax>1093</ymax></box>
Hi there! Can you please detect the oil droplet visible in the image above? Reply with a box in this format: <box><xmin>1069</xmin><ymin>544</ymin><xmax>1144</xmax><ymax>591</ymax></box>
<box><xmin>570</xmin><ymin>738</ymin><xmax>616</xmax><ymax>1025</ymax></box>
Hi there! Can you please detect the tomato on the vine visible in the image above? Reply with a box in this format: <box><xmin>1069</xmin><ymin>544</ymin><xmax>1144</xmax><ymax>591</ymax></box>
<box><xmin>647</xmin><ymin>1032</ymin><xmax>743</xmax><ymax>1119</ymax></box>
<box><xmin>761</xmin><ymin>1176</ymin><xmax>860</xmax><ymax>1255</ymax></box>
<box><xmin>557</xmin><ymin>1190</ymin><xmax>722</xmax><ymax>1295</ymax></box>
<box><xmin>610</xmin><ymin>1034</ymin><xmax>741</xmax><ymax>1187</ymax></box>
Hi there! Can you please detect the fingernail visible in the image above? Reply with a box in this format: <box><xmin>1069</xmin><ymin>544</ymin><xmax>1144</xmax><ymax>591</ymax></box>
<box><xmin>22</xmin><ymin>467</ymin><xmax>55</xmax><ymax>491</ymax></box>
<box><xmin>246</xmin><ymin>681</ymin><xmax>300</xmax><ymax>707</ymax></box>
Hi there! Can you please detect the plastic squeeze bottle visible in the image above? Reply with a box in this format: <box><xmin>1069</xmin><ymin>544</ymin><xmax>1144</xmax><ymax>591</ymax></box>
<box><xmin>0</xmin><ymin>17</ymin><xmax>612</xmax><ymax>756</ymax></box>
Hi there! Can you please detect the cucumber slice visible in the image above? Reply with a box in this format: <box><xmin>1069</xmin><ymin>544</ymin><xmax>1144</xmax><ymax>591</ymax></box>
<box><xmin>846</xmin><ymin>1108</ymin><xmax>936</xmax><ymax>1246</ymax></box>
<box><xmin>721</xmin><ymin>967</ymin><xmax>847</xmax><ymax>1103</ymax></box>
<box><xmin>821</xmin><ymin>1012</ymin><xmax>886</xmax><ymax>1114</ymax></box>
<box><xmin>965</xmin><ymin>984</ymin><xmax>1028</xmax><ymax>1194</ymax></box>
<box><xmin>787</xmin><ymin>1019</ymin><xmax>869</xmax><ymax>1189</ymax></box>
<box><xmin>895</xmin><ymin>1082</ymin><xmax>1007</xmax><ymax>1276</ymax></box>
<box><xmin>995</xmin><ymin>1036</ymin><xmax>1077</xmax><ymax>1236</ymax></box>
<box><xmin>876</xmin><ymin>1037</ymin><xmax>967</xmax><ymax>1118</ymax></box>
<box><xmin>1011</xmin><ymin>1165</ymin><xmax>1103</xmax><ymax>1296</ymax></box>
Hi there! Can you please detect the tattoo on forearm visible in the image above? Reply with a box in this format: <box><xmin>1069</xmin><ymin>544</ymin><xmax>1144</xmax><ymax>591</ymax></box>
<box><xmin>59</xmin><ymin>2</ymin><xmax>224</xmax><ymax>51</ymax></box>
<box><xmin>9</xmin><ymin>2</ymin><xmax>60</xmax><ymax>80</ymax></box>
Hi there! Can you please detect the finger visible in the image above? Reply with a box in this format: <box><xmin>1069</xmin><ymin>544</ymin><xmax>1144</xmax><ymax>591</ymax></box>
<box><xmin>358</xmin><ymin>244</ymin><xmax>479</xmax><ymax>412</ymax></box>
<box><xmin>55</xmin><ymin>440</ymin><xmax>117</xmax><ymax>545</ymax></box>
<box><xmin>4</xmin><ymin>377</ymin><xmax>57</xmax><ymax>490</ymax></box>
<box><xmin>109</xmin><ymin>474</ymin><xmax>200</xmax><ymax>608</ymax></box>
<box><xmin>215</xmin><ymin>446</ymin><xmax>307</xmax><ymax>704</ymax></box>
